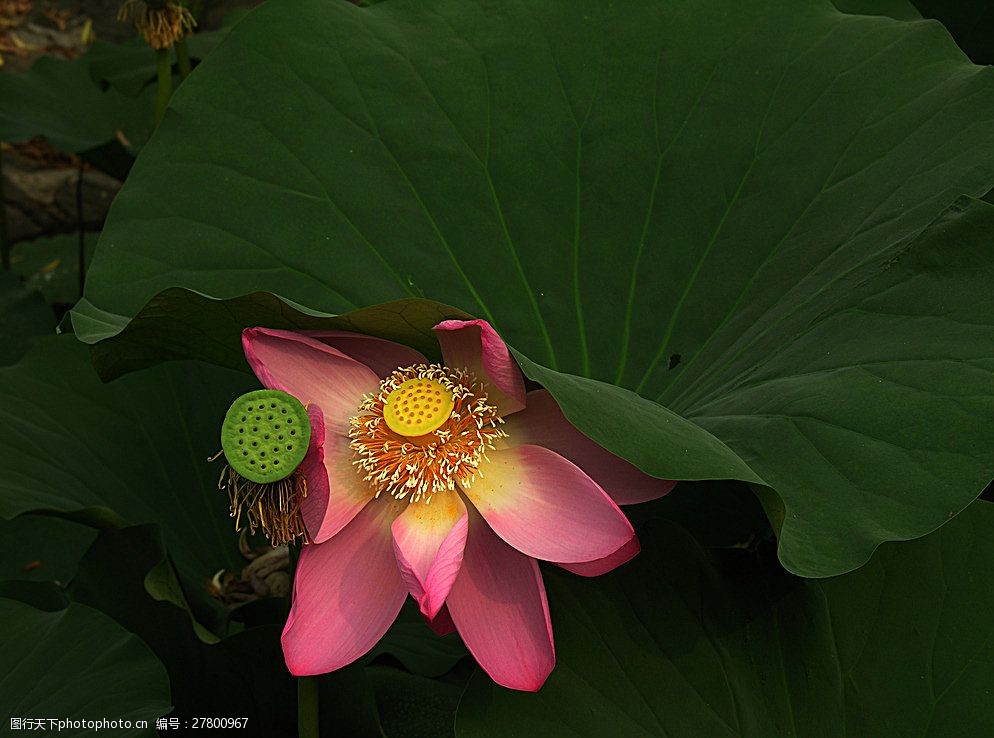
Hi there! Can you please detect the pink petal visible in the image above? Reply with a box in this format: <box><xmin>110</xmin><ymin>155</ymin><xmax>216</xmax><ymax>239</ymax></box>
<box><xmin>557</xmin><ymin>534</ymin><xmax>640</xmax><ymax>577</ymax></box>
<box><xmin>304</xmin><ymin>404</ymin><xmax>326</xmax><ymax>455</ymax></box>
<box><xmin>304</xmin><ymin>330</ymin><xmax>427</xmax><ymax>379</ymax></box>
<box><xmin>391</xmin><ymin>493</ymin><xmax>468</xmax><ymax>619</ymax></box>
<box><xmin>504</xmin><ymin>390</ymin><xmax>677</xmax><ymax>505</ymax></box>
<box><xmin>242</xmin><ymin>328</ymin><xmax>380</xmax><ymax>435</ymax></box>
<box><xmin>462</xmin><ymin>445</ymin><xmax>634</xmax><ymax>563</ymax></box>
<box><xmin>433</xmin><ymin>319</ymin><xmax>526</xmax><ymax>415</ymax></box>
<box><xmin>446</xmin><ymin>505</ymin><xmax>554</xmax><ymax>691</ymax></box>
<box><xmin>301</xmin><ymin>431</ymin><xmax>375</xmax><ymax>544</ymax></box>
<box><xmin>282</xmin><ymin>499</ymin><xmax>406</xmax><ymax>676</ymax></box>
<box><xmin>425</xmin><ymin>605</ymin><xmax>456</xmax><ymax>636</ymax></box>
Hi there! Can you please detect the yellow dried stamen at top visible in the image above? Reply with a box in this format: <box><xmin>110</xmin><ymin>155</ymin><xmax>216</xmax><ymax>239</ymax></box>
<box><xmin>383</xmin><ymin>377</ymin><xmax>455</xmax><ymax>437</ymax></box>
<box><xmin>349</xmin><ymin>364</ymin><xmax>506</xmax><ymax>504</ymax></box>
<box><xmin>118</xmin><ymin>0</ymin><xmax>196</xmax><ymax>49</ymax></box>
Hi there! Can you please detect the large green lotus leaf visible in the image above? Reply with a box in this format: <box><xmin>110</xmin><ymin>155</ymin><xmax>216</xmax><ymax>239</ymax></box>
<box><xmin>456</xmin><ymin>501</ymin><xmax>994</xmax><ymax>737</ymax></box>
<box><xmin>0</xmin><ymin>334</ymin><xmax>253</xmax><ymax>579</ymax></box>
<box><xmin>832</xmin><ymin>0</ymin><xmax>921</xmax><ymax>19</ymax></box>
<box><xmin>80</xmin><ymin>0</ymin><xmax>994</xmax><ymax>576</ymax></box>
<box><xmin>672</xmin><ymin>196</ymin><xmax>994</xmax><ymax>574</ymax></box>
<box><xmin>0</xmin><ymin>597</ymin><xmax>171</xmax><ymax>736</ymax></box>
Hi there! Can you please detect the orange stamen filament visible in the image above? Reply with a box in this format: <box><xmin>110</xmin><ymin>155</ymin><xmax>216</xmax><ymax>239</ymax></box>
<box><xmin>348</xmin><ymin>364</ymin><xmax>506</xmax><ymax>504</ymax></box>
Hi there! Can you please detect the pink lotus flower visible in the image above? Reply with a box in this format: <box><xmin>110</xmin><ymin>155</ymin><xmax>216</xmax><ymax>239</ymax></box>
<box><xmin>242</xmin><ymin>319</ymin><xmax>675</xmax><ymax>691</ymax></box>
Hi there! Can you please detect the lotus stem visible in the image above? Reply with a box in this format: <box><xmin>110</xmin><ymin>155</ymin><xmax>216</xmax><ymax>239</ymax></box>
<box><xmin>76</xmin><ymin>159</ymin><xmax>85</xmax><ymax>296</ymax></box>
<box><xmin>176</xmin><ymin>37</ymin><xmax>191</xmax><ymax>80</ymax></box>
<box><xmin>155</xmin><ymin>47</ymin><xmax>173</xmax><ymax>126</ymax></box>
<box><xmin>297</xmin><ymin>676</ymin><xmax>318</xmax><ymax>738</ymax></box>
<box><xmin>0</xmin><ymin>146</ymin><xmax>8</xmax><ymax>271</ymax></box>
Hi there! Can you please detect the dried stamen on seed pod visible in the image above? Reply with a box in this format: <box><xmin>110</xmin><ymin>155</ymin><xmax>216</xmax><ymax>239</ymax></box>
<box><xmin>118</xmin><ymin>0</ymin><xmax>196</xmax><ymax>49</ymax></box>
<box><xmin>216</xmin><ymin>389</ymin><xmax>312</xmax><ymax>546</ymax></box>
<box><xmin>348</xmin><ymin>364</ymin><xmax>506</xmax><ymax>504</ymax></box>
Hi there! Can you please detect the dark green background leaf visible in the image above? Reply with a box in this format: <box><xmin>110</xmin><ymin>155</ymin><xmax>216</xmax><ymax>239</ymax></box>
<box><xmin>0</xmin><ymin>334</ymin><xmax>252</xmax><ymax>579</ymax></box>
<box><xmin>369</xmin><ymin>664</ymin><xmax>465</xmax><ymax>738</ymax></box>
<box><xmin>625</xmin><ymin>479</ymin><xmax>773</xmax><ymax>549</ymax></box>
<box><xmin>0</xmin><ymin>272</ymin><xmax>55</xmax><ymax>366</ymax></box>
<box><xmin>87</xmin><ymin>28</ymin><xmax>230</xmax><ymax>98</ymax></box>
<box><xmin>70</xmin><ymin>291</ymin><xmax>461</xmax><ymax>375</ymax></box>
<box><xmin>456</xmin><ymin>501</ymin><xmax>994</xmax><ymax>737</ymax></box>
<box><xmin>0</xmin><ymin>580</ymin><xmax>70</xmax><ymax>611</ymax></box>
<box><xmin>0</xmin><ymin>597</ymin><xmax>171</xmax><ymax>736</ymax></box>
<box><xmin>0</xmin><ymin>55</ymin><xmax>150</xmax><ymax>153</ymax></box>
<box><xmin>369</xmin><ymin>600</ymin><xmax>468</xmax><ymax>678</ymax></box>
<box><xmin>0</xmin><ymin>514</ymin><xmax>97</xmax><ymax>584</ymax></box>
<box><xmin>913</xmin><ymin>1</ymin><xmax>994</xmax><ymax>64</ymax></box>
<box><xmin>11</xmin><ymin>232</ymin><xmax>96</xmax><ymax>306</ymax></box>
<box><xmin>66</xmin><ymin>523</ymin><xmax>382</xmax><ymax>737</ymax></box>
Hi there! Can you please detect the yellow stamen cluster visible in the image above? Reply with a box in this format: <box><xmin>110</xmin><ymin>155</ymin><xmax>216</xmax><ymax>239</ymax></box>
<box><xmin>349</xmin><ymin>364</ymin><xmax>506</xmax><ymax>504</ymax></box>
<box><xmin>118</xmin><ymin>0</ymin><xmax>195</xmax><ymax>49</ymax></box>
<box><xmin>383</xmin><ymin>377</ymin><xmax>456</xmax><ymax>437</ymax></box>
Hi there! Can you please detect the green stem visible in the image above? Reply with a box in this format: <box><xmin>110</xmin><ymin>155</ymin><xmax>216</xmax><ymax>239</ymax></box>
<box><xmin>176</xmin><ymin>37</ymin><xmax>192</xmax><ymax>80</ymax></box>
<box><xmin>0</xmin><ymin>145</ymin><xmax>8</xmax><ymax>271</ymax></box>
<box><xmin>297</xmin><ymin>676</ymin><xmax>319</xmax><ymax>738</ymax></box>
<box><xmin>76</xmin><ymin>159</ymin><xmax>85</xmax><ymax>296</ymax></box>
<box><xmin>155</xmin><ymin>47</ymin><xmax>173</xmax><ymax>126</ymax></box>
<box><xmin>289</xmin><ymin>544</ymin><xmax>317</xmax><ymax>738</ymax></box>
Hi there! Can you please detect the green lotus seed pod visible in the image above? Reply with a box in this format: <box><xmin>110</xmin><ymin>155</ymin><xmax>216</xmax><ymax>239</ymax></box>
<box><xmin>220</xmin><ymin>389</ymin><xmax>311</xmax><ymax>484</ymax></box>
